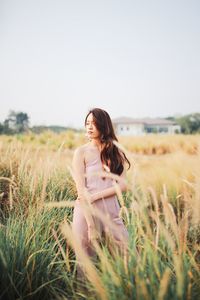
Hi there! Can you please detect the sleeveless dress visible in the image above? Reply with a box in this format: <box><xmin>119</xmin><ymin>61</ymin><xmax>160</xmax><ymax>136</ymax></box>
<box><xmin>72</xmin><ymin>144</ymin><xmax>128</xmax><ymax>258</ymax></box>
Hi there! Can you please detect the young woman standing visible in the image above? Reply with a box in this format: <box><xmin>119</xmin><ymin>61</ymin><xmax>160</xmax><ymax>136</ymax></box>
<box><xmin>72</xmin><ymin>108</ymin><xmax>130</xmax><ymax>278</ymax></box>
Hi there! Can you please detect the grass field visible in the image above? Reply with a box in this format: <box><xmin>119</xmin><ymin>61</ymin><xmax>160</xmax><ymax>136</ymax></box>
<box><xmin>0</xmin><ymin>132</ymin><xmax>200</xmax><ymax>299</ymax></box>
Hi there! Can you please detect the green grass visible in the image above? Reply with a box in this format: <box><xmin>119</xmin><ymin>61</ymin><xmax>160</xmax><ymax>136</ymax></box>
<box><xmin>0</xmin><ymin>208</ymin><xmax>76</xmax><ymax>299</ymax></box>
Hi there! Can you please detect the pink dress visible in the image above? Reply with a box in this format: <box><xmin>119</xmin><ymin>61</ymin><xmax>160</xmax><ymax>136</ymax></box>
<box><xmin>72</xmin><ymin>144</ymin><xmax>128</xmax><ymax>262</ymax></box>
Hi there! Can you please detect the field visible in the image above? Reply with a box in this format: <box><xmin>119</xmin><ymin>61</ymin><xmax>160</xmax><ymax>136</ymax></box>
<box><xmin>0</xmin><ymin>131</ymin><xmax>200</xmax><ymax>300</ymax></box>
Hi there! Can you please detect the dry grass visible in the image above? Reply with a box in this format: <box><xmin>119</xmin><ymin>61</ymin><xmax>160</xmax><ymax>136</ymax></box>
<box><xmin>0</xmin><ymin>132</ymin><xmax>200</xmax><ymax>299</ymax></box>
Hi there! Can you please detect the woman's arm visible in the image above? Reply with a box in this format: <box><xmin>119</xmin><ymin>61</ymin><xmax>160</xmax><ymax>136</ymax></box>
<box><xmin>90</xmin><ymin>170</ymin><xmax>128</xmax><ymax>203</ymax></box>
<box><xmin>72</xmin><ymin>147</ymin><xmax>86</xmax><ymax>201</ymax></box>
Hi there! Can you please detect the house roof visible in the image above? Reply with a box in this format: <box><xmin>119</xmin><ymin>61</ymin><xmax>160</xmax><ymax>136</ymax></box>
<box><xmin>112</xmin><ymin>117</ymin><xmax>177</xmax><ymax>126</ymax></box>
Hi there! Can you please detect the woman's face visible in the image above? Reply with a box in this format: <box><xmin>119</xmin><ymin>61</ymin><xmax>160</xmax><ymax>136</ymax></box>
<box><xmin>85</xmin><ymin>113</ymin><xmax>100</xmax><ymax>140</ymax></box>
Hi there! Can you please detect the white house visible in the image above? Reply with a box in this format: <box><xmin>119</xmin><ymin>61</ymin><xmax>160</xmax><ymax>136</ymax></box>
<box><xmin>112</xmin><ymin>117</ymin><xmax>181</xmax><ymax>136</ymax></box>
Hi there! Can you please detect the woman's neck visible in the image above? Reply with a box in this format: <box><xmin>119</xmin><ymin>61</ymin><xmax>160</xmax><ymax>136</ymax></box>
<box><xmin>90</xmin><ymin>140</ymin><xmax>103</xmax><ymax>151</ymax></box>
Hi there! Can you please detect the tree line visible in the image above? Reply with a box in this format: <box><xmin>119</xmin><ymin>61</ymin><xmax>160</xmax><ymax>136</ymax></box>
<box><xmin>0</xmin><ymin>110</ymin><xmax>200</xmax><ymax>135</ymax></box>
<box><xmin>167</xmin><ymin>113</ymin><xmax>200</xmax><ymax>134</ymax></box>
<box><xmin>0</xmin><ymin>111</ymin><xmax>75</xmax><ymax>134</ymax></box>
<box><xmin>0</xmin><ymin>111</ymin><xmax>29</xmax><ymax>134</ymax></box>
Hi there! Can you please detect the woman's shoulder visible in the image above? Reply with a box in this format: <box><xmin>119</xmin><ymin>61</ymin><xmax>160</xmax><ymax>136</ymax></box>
<box><xmin>73</xmin><ymin>143</ymin><xmax>90</xmax><ymax>157</ymax></box>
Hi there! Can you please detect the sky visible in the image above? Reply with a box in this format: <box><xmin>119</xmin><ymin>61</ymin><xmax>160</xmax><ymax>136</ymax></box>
<box><xmin>0</xmin><ymin>0</ymin><xmax>200</xmax><ymax>129</ymax></box>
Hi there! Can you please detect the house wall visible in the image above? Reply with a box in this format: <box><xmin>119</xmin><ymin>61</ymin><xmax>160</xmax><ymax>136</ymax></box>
<box><xmin>114</xmin><ymin>123</ymin><xmax>181</xmax><ymax>136</ymax></box>
<box><xmin>168</xmin><ymin>125</ymin><xmax>181</xmax><ymax>134</ymax></box>
<box><xmin>145</xmin><ymin>124</ymin><xmax>181</xmax><ymax>134</ymax></box>
<box><xmin>145</xmin><ymin>125</ymin><xmax>169</xmax><ymax>133</ymax></box>
<box><xmin>115</xmin><ymin>123</ymin><xmax>144</xmax><ymax>136</ymax></box>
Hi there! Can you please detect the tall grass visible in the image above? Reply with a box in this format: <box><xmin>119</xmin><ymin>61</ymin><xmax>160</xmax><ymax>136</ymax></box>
<box><xmin>0</xmin><ymin>208</ymin><xmax>76</xmax><ymax>299</ymax></box>
<box><xmin>0</xmin><ymin>133</ymin><xmax>199</xmax><ymax>299</ymax></box>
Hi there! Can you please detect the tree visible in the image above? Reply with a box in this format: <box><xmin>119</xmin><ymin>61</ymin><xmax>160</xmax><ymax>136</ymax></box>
<box><xmin>176</xmin><ymin>113</ymin><xmax>200</xmax><ymax>134</ymax></box>
<box><xmin>4</xmin><ymin>111</ymin><xmax>29</xmax><ymax>134</ymax></box>
<box><xmin>15</xmin><ymin>112</ymin><xmax>29</xmax><ymax>133</ymax></box>
<box><xmin>0</xmin><ymin>123</ymin><xmax>4</xmax><ymax>134</ymax></box>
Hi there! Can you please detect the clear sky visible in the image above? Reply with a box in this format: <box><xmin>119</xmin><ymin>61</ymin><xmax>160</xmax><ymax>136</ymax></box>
<box><xmin>0</xmin><ymin>0</ymin><xmax>200</xmax><ymax>128</ymax></box>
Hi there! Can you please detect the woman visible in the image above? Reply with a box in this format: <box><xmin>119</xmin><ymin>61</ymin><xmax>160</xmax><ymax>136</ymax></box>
<box><xmin>72</xmin><ymin>108</ymin><xmax>130</xmax><ymax>278</ymax></box>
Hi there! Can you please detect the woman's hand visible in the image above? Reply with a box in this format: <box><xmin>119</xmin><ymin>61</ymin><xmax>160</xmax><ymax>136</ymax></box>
<box><xmin>75</xmin><ymin>193</ymin><xmax>96</xmax><ymax>240</ymax></box>
<box><xmin>82</xmin><ymin>188</ymin><xmax>95</xmax><ymax>204</ymax></box>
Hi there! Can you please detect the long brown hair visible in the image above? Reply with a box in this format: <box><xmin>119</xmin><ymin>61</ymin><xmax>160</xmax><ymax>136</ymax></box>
<box><xmin>85</xmin><ymin>108</ymin><xmax>130</xmax><ymax>175</ymax></box>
